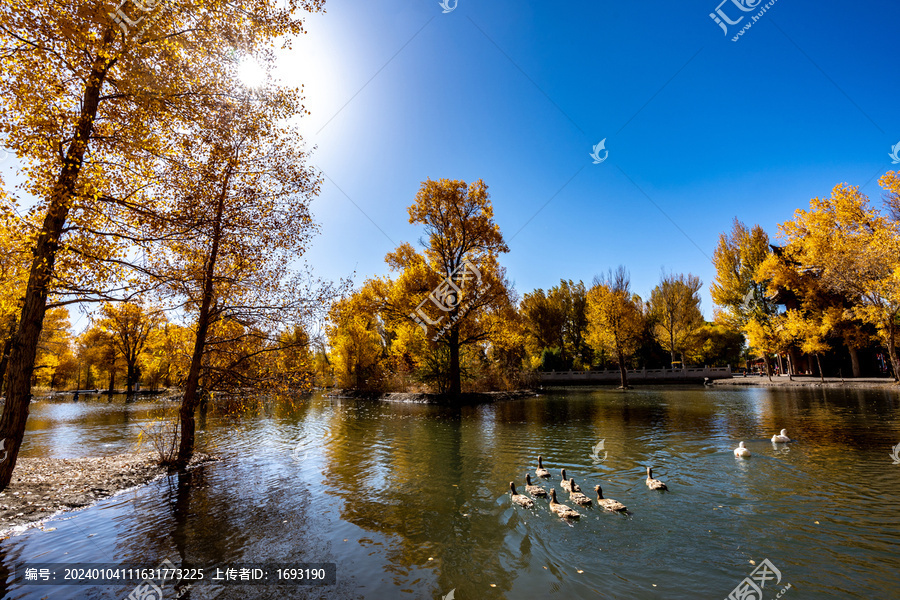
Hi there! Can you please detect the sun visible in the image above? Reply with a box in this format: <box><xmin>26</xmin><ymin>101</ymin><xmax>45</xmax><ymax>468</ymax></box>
<box><xmin>236</xmin><ymin>57</ymin><xmax>268</xmax><ymax>89</ymax></box>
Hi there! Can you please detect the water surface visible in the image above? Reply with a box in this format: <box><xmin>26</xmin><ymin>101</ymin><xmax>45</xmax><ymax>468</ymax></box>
<box><xmin>2</xmin><ymin>386</ymin><xmax>899</xmax><ymax>599</ymax></box>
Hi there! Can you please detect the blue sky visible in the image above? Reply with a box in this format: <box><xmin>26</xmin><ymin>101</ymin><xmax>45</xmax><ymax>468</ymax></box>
<box><xmin>280</xmin><ymin>0</ymin><xmax>900</xmax><ymax>318</ymax></box>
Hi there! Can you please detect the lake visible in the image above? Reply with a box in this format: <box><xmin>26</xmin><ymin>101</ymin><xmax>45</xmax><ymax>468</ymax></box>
<box><xmin>1</xmin><ymin>386</ymin><xmax>899</xmax><ymax>599</ymax></box>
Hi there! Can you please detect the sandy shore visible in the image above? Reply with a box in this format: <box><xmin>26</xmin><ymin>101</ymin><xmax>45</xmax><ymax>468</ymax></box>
<box><xmin>0</xmin><ymin>452</ymin><xmax>218</xmax><ymax>536</ymax></box>
<box><xmin>713</xmin><ymin>375</ymin><xmax>898</xmax><ymax>389</ymax></box>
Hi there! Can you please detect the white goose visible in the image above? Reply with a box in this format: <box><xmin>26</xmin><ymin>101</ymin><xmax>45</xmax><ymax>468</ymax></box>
<box><xmin>734</xmin><ymin>441</ymin><xmax>751</xmax><ymax>458</ymax></box>
<box><xmin>771</xmin><ymin>429</ymin><xmax>791</xmax><ymax>443</ymax></box>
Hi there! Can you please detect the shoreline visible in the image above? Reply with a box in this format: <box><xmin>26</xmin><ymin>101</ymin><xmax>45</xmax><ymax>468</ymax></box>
<box><xmin>324</xmin><ymin>389</ymin><xmax>538</xmax><ymax>404</ymax></box>
<box><xmin>0</xmin><ymin>451</ymin><xmax>219</xmax><ymax>537</ymax></box>
<box><xmin>712</xmin><ymin>375</ymin><xmax>898</xmax><ymax>390</ymax></box>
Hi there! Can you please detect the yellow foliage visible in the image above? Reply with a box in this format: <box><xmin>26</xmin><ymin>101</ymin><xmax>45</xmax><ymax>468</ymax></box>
<box><xmin>585</xmin><ymin>270</ymin><xmax>645</xmax><ymax>368</ymax></box>
<box><xmin>710</xmin><ymin>219</ymin><xmax>773</xmax><ymax>329</ymax></box>
<box><xmin>776</xmin><ymin>180</ymin><xmax>900</xmax><ymax>376</ymax></box>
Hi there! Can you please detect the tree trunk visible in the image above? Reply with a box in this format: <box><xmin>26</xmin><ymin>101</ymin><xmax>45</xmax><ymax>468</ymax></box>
<box><xmin>176</xmin><ymin>281</ymin><xmax>215</xmax><ymax>469</ymax></box>
<box><xmin>788</xmin><ymin>347</ymin><xmax>800</xmax><ymax>377</ymax></box>
<box><xmin>763</xmin><ymin>355</ymin><xmax>772</xmax><ymax>381</ymax></box>
<box><xmin>886</xmin><ymin>320</ymin><xmax>900</xmax><ymax>382</ymax></box>
<box><xmin>448</xmin><ymin>326</ymin><xmax>461</xmax><ymax>398</ymax></box>
<box><xmin>175</xmin><ymin>166</ymin><xmax>231</xmax><ymax>469</ymax></box>
<box><xmin>617</xmin><ymin>350</ymin><xmax>629</xmax><ymax>389</ymax></box>
<box><xmin>108</xmin><ymin>367</ymin><xmax>115</xmax><ymax>395</ymax></box>
<box><xmin>847</xmin><ymin>345</ymin><xmax>861</xmax><ymax>378</ymax></box>
<box><xmin>815</xmin><ymin>353</ymin><xmax>825</xmax><ymax>383</ymax></box>
<box><xmin>0</xmin><ymin>318</ymin><xmax>17</xmax><ymax>396</ymax></box>
<box><xmin>126</xmin><ymin>362</ymin><xmax>135</xmax><ymax>396</ymax></box>
<box><xmin>0</xmin><ymin>29</ymin><xmax>114</xmax><ymax>490</ymax></box>
<box><xmin>559</xmin><ymin>334</ymin><xmax>568</xmax><ymax>366</ymax></box>
<box><xmin>669</xmin><ymin>328</ymin><xmax>676</xmax><ymax>368</ymax></box>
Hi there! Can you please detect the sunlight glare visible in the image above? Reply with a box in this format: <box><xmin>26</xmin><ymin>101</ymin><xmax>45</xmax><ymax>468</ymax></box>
<box><xmin>237</xmin><ymin>58</ymin><xmax>267</xmax><ymax>89</ymax></box>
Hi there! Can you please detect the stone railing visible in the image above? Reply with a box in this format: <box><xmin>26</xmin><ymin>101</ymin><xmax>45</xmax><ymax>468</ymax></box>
<box><xmin>539</xmin><ymin>365</ymin><xmax>732</xmax><ymax>383</ymax></box>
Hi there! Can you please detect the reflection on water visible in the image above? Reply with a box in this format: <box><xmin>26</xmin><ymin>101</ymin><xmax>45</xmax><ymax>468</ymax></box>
<box><xmin>2</xmin><ymin>387</ymin><xmax>900</xmax><ymax>598</ymax></box>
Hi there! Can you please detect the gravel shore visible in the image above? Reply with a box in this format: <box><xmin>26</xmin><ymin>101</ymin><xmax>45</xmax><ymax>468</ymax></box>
<box><xmin>0</xmin><ymin>452</ymin><xmax>218</xmax><ymax>535</ymax></box>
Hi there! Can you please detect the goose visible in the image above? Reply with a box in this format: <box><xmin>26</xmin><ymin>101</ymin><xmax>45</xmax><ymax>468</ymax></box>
<box><xmin>535</xmin><ymin>456</ymin><xmax>550</xmax><ymax>479</ymax></box>
<box><xmin>560</xmin><ymin>469</ymin><xmax>581</xmax><ymax>492</ymax></box>
<box><xmin>771</xmin><ymin>429</ymin><xmax>791</xmax><ymax>443</ymax></box>
<box><xmin>524</xmin><ymin>474</ymin><xmax>548</xmax><ymax>497</ymax></box>
<box><xmin>567</xmin><ymin>480</ymin><xmax>592</xmax><ymax>506</ymax></box>
<box><xmin>548</xmin><ymin>489</ymin><xmax>580</xmax><ymax>519</ymax></box>
<box><xmin>509</xmin><ymin>482</ymin><xmax>534</xmax><ymax>508</ymax></box>
<box><xmin>645</xmin><ymin>467</ymin><xmax>667</xmax><ymax>491</ymax></box>
<box><xmin>734</xmin><ymin>441</ymin><xmax>751</xmax><ymax>458</ymax></box>
<box><xmin>594</xmin><ymin>485</ymin><xmax>626</xmax><ymax>512</ymax></box>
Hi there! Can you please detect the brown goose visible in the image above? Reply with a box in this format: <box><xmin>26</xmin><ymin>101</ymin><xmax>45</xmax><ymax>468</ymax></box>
<box><xmin>535</xmin><ymin>456</ymin><xmax>550</xmax><ymax>479</ymax></box>
<box><xmin>548</xmin><ymin>489</ymin><xmax>580</xmax><ymax>519</ymax></box>
<box><xmin>567</xmin><ymin>479</ymin><xmax>592</xmax><ymax>506</ymax></box>
<box><xmin>645</xmin><ymin>467</ymin><xmax>668</xmax><ymax>491</ymax></box>
<box><xmin>594</xmin><ymin>484</ymin><xmax>626</xmax><ymax>512</ymax></box>
<box><xmin>524</xmin><ymin>474</ymin><xmax>548</xmax><ymax>497</ymax></box>
<box><xmin>509</xmin><ymin>482</ymin><xmax>534</xmax><ymax>508</ymax></box>
<box><xmin>560</xmin><ymin>469</ymin><xmax>581</xmax><ymax>492</ymax></box>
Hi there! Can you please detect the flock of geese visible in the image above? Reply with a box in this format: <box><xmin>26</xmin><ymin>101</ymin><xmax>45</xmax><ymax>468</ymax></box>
<box><xmin>508</xmin><ymin>457</ymin><xmax>666</xmax><ymax>520</ymax></box>
<box><xmin>509</xmin><ymin>429</ymin><xmax>793</xmax><ymax>519</ymax></box>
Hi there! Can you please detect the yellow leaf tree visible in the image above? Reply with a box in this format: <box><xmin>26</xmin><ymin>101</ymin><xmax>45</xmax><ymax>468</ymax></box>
<box><xmin>778</xmin><ymin>179</ymin><xmax>900</xmax><ymax>380</ymax></box>
<box><xmin>711</xmin><ymin>218</ymin><xmax>778</xmax><ymax>375</ymax></box>
<box><xmin>375</xmin><ymin>179</ymin><xmax>514</xmax><ymax>399</ymax></box>
<box><xmin>142</xmin><ymin>86</ymin><xmax>327</xmax><ymax>467</ymax></box>
<box><xmin>0</xmin><ymin>0</ymin><xmax>324</xmax><ymax>487</ymax></box>
<box><xmin>326</xmin><ymin>285</ymin><xmax>387</xmax><ymax>390</ymax></box>
<box><xmin>586</xmin><ymin>267</ymin><xmax>645</xmax><ymax>389</ymax></box>
<box><xmin>96</xmin><ymin>302</ymin><xmax>162</xmax><ymax>395</ymax></box>
<box><xmin>783</xmin><ymin>309</ymin><xmax>829</xmax><ymax>382</ymax></box>
<box><xmin>33</xmin><ymin>308</ymin><xmax>75</xmax><ymax>389</ymax></box>
<box><xmin>648</xmin><ymin>272</ymin><xmax>703</xmax><ymax>368</ymax></box>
